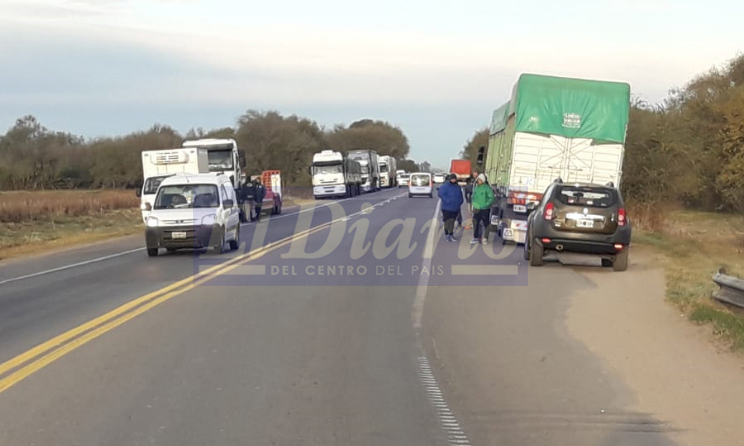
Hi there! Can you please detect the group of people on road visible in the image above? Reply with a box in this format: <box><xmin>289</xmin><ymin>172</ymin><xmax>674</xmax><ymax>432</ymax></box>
<box><xmin>238</xmin><ymin>177</ymin><xmax>266</xmax><ymax>223</ymax></box>
<box><xmin>438</xmin><ymin>169</ymin><xmax>494</xmax><ymax>244</ymax></box>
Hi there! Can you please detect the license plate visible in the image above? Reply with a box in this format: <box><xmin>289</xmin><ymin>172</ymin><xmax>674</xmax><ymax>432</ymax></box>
<box><xmin>172</xmin><ymin>232</ymin><xmax>187</xmax><ymax>239</ymax></box>
<box><xmin>513</xmin><ymin>205</ymin><xmax>526</xmax><ymax>213</ymax></box>
<box><xmin>577</xmin><ymin>219</ymin><xmax>594</xmax><ymax>228</ymax></box>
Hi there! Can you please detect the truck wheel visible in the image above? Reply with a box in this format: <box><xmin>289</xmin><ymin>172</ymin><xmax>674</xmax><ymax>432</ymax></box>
<box><xmin>147</xmin><ymin>248</ymin><xmax>158</xmax><ymax>257</ymax></box>
<box><xmin>523</xmin><ymin>238</ymin><xmax>530</xmax><ymax>261</ymax></box>
<box><xmin>529</xmin><ymin>238</ymin><xmax>544</xmax><ymax>266</ymax></box>
<box><xmin>613</xmin><ymin>249</ymin><xmax>629</xmax><ymax>271</ymax></box>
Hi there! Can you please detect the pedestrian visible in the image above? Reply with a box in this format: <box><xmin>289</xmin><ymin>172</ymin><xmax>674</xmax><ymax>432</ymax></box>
<box><xmin>253</xmin><ymin>178</ymin><xmax>266</xmax><ymax>221</ymax></box>
<box><xmin>438</xmin><ymin>174</ymin><xmax>464</xmax><ymax>241</ymax></box>
<box><xmin>470</xmin><ymin>173</ymin><xmax>494</xmax><ymax>245</ymax></box>
<box><xmin>240</xmin><ymin>178</ymin><xmax>256</xmax><ymax>222</ymax></box>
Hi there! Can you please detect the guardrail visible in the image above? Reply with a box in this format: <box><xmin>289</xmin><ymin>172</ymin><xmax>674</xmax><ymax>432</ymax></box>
<box><xmin>712</xmin><ymin>268</ymin><xmax>744</xmax><ymax>309</ymax></box>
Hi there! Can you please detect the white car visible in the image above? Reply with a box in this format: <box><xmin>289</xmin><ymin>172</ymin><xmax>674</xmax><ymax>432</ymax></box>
<box><xmin>144</xmin><ymin>173</ymin><xmax>241</xmax><ymax>256</ymax></box>
<box><xmin>408</xmin><ymin>172</ymin><xmax>433</xmax><ymax>198</ymax></box>
<box><xmin>397</xmin><ymin>173</ymin><xmax>410</xmax><ymax>187</ymax></box>
<box><xmin>433</xmin><ymin>173</ymin><xmax>445</xmax><ymax>183</ymax></box>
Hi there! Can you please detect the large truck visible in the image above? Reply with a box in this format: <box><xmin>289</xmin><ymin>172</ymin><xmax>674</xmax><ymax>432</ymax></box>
<box><xmin>486</xmin><ymin>73</ymin><xmax>630</xmax><ymax>245</ymax></box>
<box><xmin>182</xmin><ymin>138</ymin><xmax>246</xmax><ymax>193</ymax></box>
<box><xmin>378</xmin><ymin>155</ymin><xmax>397</xmax><ymax>188</ymax></box>
<box><xmin>136</xmin><ymin>148</ymin><xmax>210</xmax><ymax>222</ymax></box>
<box><xmin>311</xmin><ymin>150</ymin><xmax>362</xmax><ymax>198</ymax></box>
<box><xmin>347</xmin><ymin>149</ymin><xmax>380</xmax><ymax>192</ymax></box>
<box><xmin>449</xmin><ymin>159</ymin><xmax>472</xmax><ymax>185</ymax></box>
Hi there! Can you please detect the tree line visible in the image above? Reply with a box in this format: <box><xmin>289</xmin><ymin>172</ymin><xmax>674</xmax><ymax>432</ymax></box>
<box><xmin>0</xmin><ymin>112</ymin><xmax>428</xmax><ymax>190</ymax></box>
<box><xmin>460</xmin><ymin>54</ymin><xmax>744</xmax><ymax>213</ymax></box>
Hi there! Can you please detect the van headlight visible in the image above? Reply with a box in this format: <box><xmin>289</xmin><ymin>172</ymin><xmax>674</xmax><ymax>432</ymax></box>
<box><xmin>201</xmin><ymin>214</ymin><xmax>216</xmax><ymax>226</ymax></box>
<box><xmin>146</xmin><ymin>216</ymin><xmax>159</xmax><ymax>227</ymax></box>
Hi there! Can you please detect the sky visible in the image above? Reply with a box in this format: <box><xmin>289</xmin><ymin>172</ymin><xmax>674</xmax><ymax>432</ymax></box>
<box><xmin>1</xmin><ymin>0</ymin><xmax>742</xmax><ymax>169</ymax></box>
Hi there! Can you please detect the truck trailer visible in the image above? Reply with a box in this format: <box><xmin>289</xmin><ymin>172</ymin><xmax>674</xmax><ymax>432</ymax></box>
<box><xmin>485</xmin><ymin>73</ymin><xmax>630</xmax><ymax>245</ymax></box>
<box><xmin>449</xmin><ymin>159</ymin><xmax>472</xmax><ymax>185</ymax></box>
<box><xmin>137</xmin><ymin>148</ymin><xmax>210</xmax><ymax>222</ymax></box>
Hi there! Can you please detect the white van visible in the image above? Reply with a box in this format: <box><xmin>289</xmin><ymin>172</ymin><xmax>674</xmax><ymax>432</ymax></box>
<box><xmin>408</xmin><ymin>172</ymin><xmax>433</xmax><ymax>198</ymax></box>
<box><xmin>144</xmin><ymin>173</ymin><xmax>241</xmax><ymax>257</ymax></box>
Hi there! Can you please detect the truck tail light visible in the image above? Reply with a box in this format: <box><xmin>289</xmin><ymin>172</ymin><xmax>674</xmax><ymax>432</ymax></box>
<box><xmin>544</xmin><ymin>202</ymin><xmax>554</xmax><ymax>220</ymax></box>
<box><xmin>618</xmin><ymin>208</ymin><xmax>626</xmax><ymax>226</ymax></box>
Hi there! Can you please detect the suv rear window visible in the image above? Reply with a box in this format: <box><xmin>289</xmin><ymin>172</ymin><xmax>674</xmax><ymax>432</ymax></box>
<box><xmin>555</xmin><ymin>186</ymin><xmax>616</xmax><ymax>208</ymax></box>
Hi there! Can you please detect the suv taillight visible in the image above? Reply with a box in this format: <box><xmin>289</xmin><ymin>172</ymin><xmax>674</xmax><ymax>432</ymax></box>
<box><xmin>618</xmin><ymin>208</ymin><xmax>626</xmax><ymax>226</ymax></box>
<box><xmin>544</xmin><ymin>202</ymin><xmax>554</xmax><ymax>220</ymax></box>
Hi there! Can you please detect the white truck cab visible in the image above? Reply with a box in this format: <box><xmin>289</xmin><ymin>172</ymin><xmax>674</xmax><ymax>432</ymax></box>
<box><xmin>144</xmin><ymin>173</ymin><xmax>241</xmax><ymax>257</ymax></box>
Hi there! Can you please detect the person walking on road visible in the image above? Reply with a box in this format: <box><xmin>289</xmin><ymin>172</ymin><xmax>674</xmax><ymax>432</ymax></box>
<box><xmin>438</xmin><ymin>174</ymin><xmax>464</xmax><ymax>242</ymax></box>
<box><xmin>253</xmin><ymin>178</ymin><xmax>266</xmax><ymax>222</ymax></box>
<box><xmin>470</xmin><ymin>173</ymin><xmax>494</xmax><ymax>245</ymax></box>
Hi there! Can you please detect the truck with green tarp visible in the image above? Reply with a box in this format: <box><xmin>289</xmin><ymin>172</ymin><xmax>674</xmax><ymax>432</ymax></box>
<box><xmin>485</xmin><ymin>73</ymin><xmax>630</xmax><ymax>245</ymax></box>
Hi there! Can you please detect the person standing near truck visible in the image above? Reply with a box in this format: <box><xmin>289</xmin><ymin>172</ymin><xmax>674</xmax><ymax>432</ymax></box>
<box><xmin>470</xmin><ymin>174</ymin><xmax>494</xmax><ymax>245</ymax></box>
<box><xmin>253</xmin><ymin>178</ymin><xmax>266</xmax><ymax>222</ymax></box>
<box><xmin>438</xmin><ymin>174</ymin><xmax>464</xmax><ymax>242</ymax></box>
<box><xmin>240</xmin><ymin>178</ymin><xmax>256</xmax><ymax>222</ymax></box>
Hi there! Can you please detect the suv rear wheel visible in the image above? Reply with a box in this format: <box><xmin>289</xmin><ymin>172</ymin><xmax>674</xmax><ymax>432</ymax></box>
<box><xmin>529</xmin><ymin>238</ymin><xmax>544</xmax><ymax>267</ymax></box>
<box><xmin>613</xmin><ymin>249</ymin><xmax>629</xmax><ymax>271</ymax></box>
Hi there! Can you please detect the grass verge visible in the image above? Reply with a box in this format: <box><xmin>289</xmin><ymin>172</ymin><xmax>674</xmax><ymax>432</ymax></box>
<box><xmin>632</xmin><ymin>210</ymin><xmax>744</xmax><ymax>352</ymax></box>
<box><xmin>0</xmin><ymin>208</ymin><xmax>142</xmax><ymax>262</ymax></box>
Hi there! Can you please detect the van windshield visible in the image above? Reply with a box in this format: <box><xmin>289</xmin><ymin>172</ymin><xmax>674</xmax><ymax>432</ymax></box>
<box><xmin>154</xmin><ymin>184</ymin><xmax>220</xmax><ymax>209</ymax></box>
<box><xmin>143</xmin><ymin>175</ymin><xmax>172</xmax><ymax>195</ymax></box>
<box><xmin>410</xmin><ymin>174</ymin><xmax>430</xmax><ymax>186</ymax></box>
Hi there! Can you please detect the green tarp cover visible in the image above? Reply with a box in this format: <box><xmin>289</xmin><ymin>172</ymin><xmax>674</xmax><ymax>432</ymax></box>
<box><xmin>512</xmin><ymin>74</ymin><xmax>630</xmax><ymax>144</ymax></box>
<box><xmin>489</xmin><ymin>101</ymin><xmax>510</xmax><ymax>135</ymax></box>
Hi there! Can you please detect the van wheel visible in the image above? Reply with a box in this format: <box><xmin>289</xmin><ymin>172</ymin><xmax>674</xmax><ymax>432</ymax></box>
<box><xmin>408</xmin><ymin>193</ymin><xmax>413</xmax><ymax>198</ymax></box>
<box><xmin>613</xmin><ymin>249</ymin><xmax>629</xmax><ymax>271</ymax></box>
<box><xmin>529</xmin><ymin>239</ymin><xmax>544</xmax><ymax>266</ymax></box>
<box><xmin>213</xmin><ymin>231</ymin><xmax>226</xmax><ymax>254</ymax></box>
<box><xmin>147</xmin><ymin>248</ymin><xmax>158</xmax><ymax>257</ymax></box>
<box><xmin>523</xmin><ymin>238</ymin><xmax>530</xmax><ymax>261</ymax></box>
<box><xmin>229</xmin><ymin>225</ymin><xmax>240</xmax><ymax>250</ymax></box>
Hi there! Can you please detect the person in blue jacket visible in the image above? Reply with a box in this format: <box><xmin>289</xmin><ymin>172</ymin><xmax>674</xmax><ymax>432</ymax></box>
<box><xmin>438</xmin><ymin>174</ymin><xmax>464</xmax><ymax>242</ymax></box>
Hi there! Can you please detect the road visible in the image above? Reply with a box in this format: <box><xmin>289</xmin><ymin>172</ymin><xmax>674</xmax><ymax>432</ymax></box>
<box><xmin>0</xmin><ymin>186</ymin><xmax>694</xmax><ymax>445</ymax></box>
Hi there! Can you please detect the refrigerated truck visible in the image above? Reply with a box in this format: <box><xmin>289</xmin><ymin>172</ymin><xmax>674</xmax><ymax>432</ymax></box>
<box><xmin>311</xmin><ymin>150</ymin><xmax>362</xmax><ymax>198</ymax></box>
<box><xmin>348</xmin><ymin>149</ymin><xmax>380</xmax><ymax>192</ymax></box>
<box><xmin>378</xmin><ymin>155</ymin><xmax>397</xmax><ymax>188</ymax></box>
<box><xmin>137</xmin><ymin>148</ymin><xmax>210</xmax><ymax>222</ymax></box>
<box><xmin>485</xmin><ymin>73</ymin><xmax>630</xmax><ymax>244</ymax></box>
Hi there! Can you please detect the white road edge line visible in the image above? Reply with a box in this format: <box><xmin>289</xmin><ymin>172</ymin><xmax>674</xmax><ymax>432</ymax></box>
<box><xmin>0</xmin><ymin>191</ymin><xmax>400</xmax><ymax>287</ymax></box>
<box><xmin>0</xmin><ymin>248</ymin><xmax>145</xmax><ymax>287</ymax></box>
<box><xmin>412</xmin><ymin>199</ymin><xmax>471</xmax><ymax>445</ymax></box>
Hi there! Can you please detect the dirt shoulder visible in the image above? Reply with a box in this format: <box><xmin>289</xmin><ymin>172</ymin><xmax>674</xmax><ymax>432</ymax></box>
<box><xmin>565</xmin><ymin>247</ymin><xmax>744</xmax><ymax>446</ymax></box>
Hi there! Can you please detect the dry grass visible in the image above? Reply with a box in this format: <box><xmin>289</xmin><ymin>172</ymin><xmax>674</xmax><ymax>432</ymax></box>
<box><xmin>633</xmin><ymin>209</ymin><xmax>744</xmax><ymax>351</ymax></box>
<box><xmin>0</xmin><ymin>190</ymin><xmax>142</xmax><ymax>261</ymax></box>
<box><xmin>0</xmin><ymin>190</ymin><xmax>139</xmax><ymax>223</ymax></box>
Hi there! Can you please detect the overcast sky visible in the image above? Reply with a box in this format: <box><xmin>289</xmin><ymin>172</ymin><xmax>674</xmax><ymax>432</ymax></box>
<box><xmin>1</xmin><ymin>0</ymin><xmax>742</xmax><ymax>169</ymax></box>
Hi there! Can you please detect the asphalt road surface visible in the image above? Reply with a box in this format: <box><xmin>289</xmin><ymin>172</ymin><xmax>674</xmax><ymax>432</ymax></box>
<box><xmin>0</xmin><ymin>186</ymin><xmax>681</xmax><ymax>446</ymax></box>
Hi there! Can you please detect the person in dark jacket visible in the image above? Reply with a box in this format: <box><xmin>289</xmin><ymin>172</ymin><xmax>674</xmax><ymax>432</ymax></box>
<box><xmin>438</xmin><ymin>174</ymin><xmax>464</xmax><ymax>242</ymax></box>
<box><xmin>253</xmin><ymin>178</ymin><xmax>266</xmax><ymax>221</ymax></box>
<box><xmin>240</xmin><ymin>179</ymin><xmax>256</xmax><ymax>222</ymax></box>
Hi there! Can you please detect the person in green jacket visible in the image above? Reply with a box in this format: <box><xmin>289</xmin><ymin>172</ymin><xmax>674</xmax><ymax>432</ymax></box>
<box><xmin>470</xmin><ymin>174</ymin><xmax>494</xmax><ymax>245</ymax></box>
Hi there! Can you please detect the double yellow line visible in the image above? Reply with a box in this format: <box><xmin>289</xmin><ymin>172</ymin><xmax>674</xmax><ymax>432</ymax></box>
<box><xmin>0</xmin><ymin>219</ymin><xmax>338</xmax><ymax>395</ymax></box>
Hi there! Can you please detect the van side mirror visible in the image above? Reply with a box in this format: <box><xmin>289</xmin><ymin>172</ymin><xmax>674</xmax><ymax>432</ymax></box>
<box><xmin>135</xmin><ymin>189</ymin><xmax>141</xmax><ymax>197</ymax></box>
<box><xmin>223</xmin><ymin>199</ymin><xmax>234</xmax><ymax>209</ymax></box>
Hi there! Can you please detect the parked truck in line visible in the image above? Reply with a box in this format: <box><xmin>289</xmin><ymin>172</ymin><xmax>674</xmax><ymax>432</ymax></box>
<box><xmin>485</xmin><ymin>73</ymin><xmax>630</xmax><ymax>245</ymax></box>
<box><xmin>310</xmin><ymin>150</ymin><xmax>362</xmax><ymax>198</ymax></box>
<box><xmin>136</xmin><ymin>148</ymin><xmax>210</xmax><ymax>222</ymax></box>
<box><xmin>378</xmin><ymin>155</ymin><xmax>397</xmax><ymax>188</ymax></box>
<box><xmin>449</xmin><ymin>159</ymin><xmax>472</xmax><ymax>186</ymax></box>
<box><xmin>182</xmin><ymin>138</ymin><xmax>246</xmax><ymax>193</ymax></box>
<box><xmin>347</xmin><ymin>149</ymin><xmax>380</xmax><ymax>193</ymax></box>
